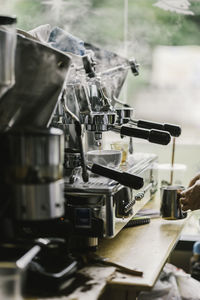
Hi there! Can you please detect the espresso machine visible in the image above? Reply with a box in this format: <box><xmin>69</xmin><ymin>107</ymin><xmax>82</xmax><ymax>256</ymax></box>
<box><xmin>0</xmin><ymin>18</ymin><xmax>181</xmax><ymax>296</ymax></box>
<box><xmin>51</xmin><ymin>42</ymin><xmax>181</xmax><ymax>249</ymax></box>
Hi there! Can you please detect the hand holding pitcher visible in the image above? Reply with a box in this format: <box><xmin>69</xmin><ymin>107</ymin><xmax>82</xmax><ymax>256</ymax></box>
<box><xmin>180</xmin><ymin>177</ymin><xmax>200</xmax><ymax>211</ymax></box>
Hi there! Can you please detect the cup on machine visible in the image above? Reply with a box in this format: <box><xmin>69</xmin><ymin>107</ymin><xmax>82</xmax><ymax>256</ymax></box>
<box><xmin>110</xmin><ymin>140</ymin><xmax>129</xmax><ymax>165</ymax></box>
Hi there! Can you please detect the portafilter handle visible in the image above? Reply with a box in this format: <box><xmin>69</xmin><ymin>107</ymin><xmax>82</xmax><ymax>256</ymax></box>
<box><xmin>89</xmin><ymin>163</ymin><xmax>144</xmax><ymax>190</ymax></box>
<box><xmin>111</xmin><ymin>125</ymin><xmax>171</xmax><ymax>145</ymax></box>
<box><xmin>130</xmin><ymin>119</ymin><xmax>181</xmax><ymax>137</ymax></box>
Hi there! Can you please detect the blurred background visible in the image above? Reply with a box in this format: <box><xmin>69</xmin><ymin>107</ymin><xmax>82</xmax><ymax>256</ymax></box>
<box><xmin>1</xmin><ymin>0</ymin><xmax>200</xmax><ymax>185</ymax></box>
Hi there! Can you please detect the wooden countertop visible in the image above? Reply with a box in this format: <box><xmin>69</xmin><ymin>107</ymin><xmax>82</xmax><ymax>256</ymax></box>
<box><xmin>97</xmin><ymin>195</ymin><xmax>189</xmax><ymax>291</ymax></box>
<box><xmin>97</xmin><ymin>216</ymin><xmax>187</xmax><ymax>291</ymax></box>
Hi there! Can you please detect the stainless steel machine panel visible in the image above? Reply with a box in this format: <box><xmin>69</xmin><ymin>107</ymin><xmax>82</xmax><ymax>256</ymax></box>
<box><xmin>13</xmin><ymin>179</ymin><xmax>65</xmax><ymax>220</ymax></box>
<box><xmin>65</xmin><ymin>153</ymin><xmax>158</xmax><ymax>238</ymax></box>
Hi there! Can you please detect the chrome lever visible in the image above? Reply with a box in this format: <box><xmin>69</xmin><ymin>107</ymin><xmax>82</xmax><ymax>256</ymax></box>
<box><xmin>135</xmin><ymin>183</ymin><xmax>153</xmax><ymax>201</ymax></box>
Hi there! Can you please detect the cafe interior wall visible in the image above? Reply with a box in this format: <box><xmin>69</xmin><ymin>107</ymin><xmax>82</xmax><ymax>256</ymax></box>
<box><xmin>1</xmin><ymin>0</ymin><xmax>200</xmax><ymax>186</ymax></box>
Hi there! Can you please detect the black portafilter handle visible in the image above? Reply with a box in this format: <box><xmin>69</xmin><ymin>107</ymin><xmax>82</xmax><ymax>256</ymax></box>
<box><xmin>120</xmin><ymin>126</ymin><xmax>171</xmax><ymax>145</ymax></box>
<box><xmin>136</xmin><ymin>120</ymin><xmax>181</xmax><ymax>137</ymax></box>
<box><xmin>90</xmin><ymin>163</ymin><xmax>144</xmax><ymax>190</ymax></box>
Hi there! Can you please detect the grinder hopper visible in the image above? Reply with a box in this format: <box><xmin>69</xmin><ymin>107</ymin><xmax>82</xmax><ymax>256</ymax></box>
<box><xmin>0</xmin><ymin>33</ymin><xmax>71</xmax><ymax>131</ymax></box>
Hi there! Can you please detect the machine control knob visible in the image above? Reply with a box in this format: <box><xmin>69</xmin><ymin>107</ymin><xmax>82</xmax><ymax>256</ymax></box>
<box><xmin>124</xmin><ymin>199</ymin><xmax>136</xmax><ymax>214</ymax></box>
<box><xmin>135</xmin><ymin>192</ymin><xmax>145</xmax><ymax>201</ymax></box>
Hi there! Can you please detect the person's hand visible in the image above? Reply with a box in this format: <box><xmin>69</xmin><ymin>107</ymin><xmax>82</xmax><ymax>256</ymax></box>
<box><xmin>188</xmin><ymin>173</ymin><xmax>200</xmax><ymax>187</ymax></box>
<box><xmin>180</xmin><ymin>179</ymin><xmax>200</xmax><ymax>211</ymax></box>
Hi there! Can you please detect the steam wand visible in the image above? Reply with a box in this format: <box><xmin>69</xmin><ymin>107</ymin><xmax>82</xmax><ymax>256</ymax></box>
<box><xmin>97</xmin><ymin>58</ymin><xmax>139</xmax><ymax>77</ymax></box>
<box><xmin>61</xmin><ymin>90</ymin><xmax>89</xmax><ymax>183</ymax></box>
<box><xmin>112</xmin><ymin>95</ymin><xmax>130</xmax><ymax>108</ymax></box>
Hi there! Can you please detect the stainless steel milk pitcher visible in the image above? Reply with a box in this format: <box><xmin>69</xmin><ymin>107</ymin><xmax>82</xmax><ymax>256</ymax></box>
<box><xmin>160</xmin><ymin>185</ymin><xmax>187</xmax><ymax>220</ymax></box>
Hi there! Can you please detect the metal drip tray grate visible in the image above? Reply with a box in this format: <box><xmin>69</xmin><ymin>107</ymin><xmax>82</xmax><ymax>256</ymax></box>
<box><xmin>79</xmin><ymin>174</ymin><xmax>117</xmax><ymax>187</ymax></box>
<box><xmin>65</xmin><ymin>172</ymin><xmax>118</xmax><ymax>194</ymax></box>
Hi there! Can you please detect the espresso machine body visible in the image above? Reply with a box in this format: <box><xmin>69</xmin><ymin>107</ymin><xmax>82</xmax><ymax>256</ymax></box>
<box><xmin>51</xmin><ymin>41</ymin><xmax>182</xmax><ymax>248</ymax></box>
<box><xmin>50</xmin><ymin>43</ymin><xmax>165</xmax><ymax>248</ymax></box>
<box><xmin>0</xmin><ymin>21</ymin><xmax>181</xmax><ymax>295</ymax></box>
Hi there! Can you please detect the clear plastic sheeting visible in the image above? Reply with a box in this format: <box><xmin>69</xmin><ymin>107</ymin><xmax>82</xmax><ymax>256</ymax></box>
<box><xmin>138</xmin><ymin>263</ymin><xmax>200</xmax><ymax>300</ymax></box>
<box><xmin>84</xmin><ymin>42</ymin><xmax>129</xmax><ymax>99</ymax></box>
<box><xmin>22</xmin><ymin>25</ymin><xmax>130</xmax><ymax>101</ymax></box>
<box><xmin>48</xmin><ymin>27</ymin><xmax>86</xmax><ymax>56</ymax></box>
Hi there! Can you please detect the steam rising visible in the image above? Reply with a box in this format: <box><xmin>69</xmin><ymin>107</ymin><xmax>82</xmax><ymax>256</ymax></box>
<box><xmin>41</xmin><ymin>0</ymin><xmax>92</xmax><ymax>29</ymax></box>
<box><xmin>1</xmin><ymin>0</ymin><xmax>200</xmax><ymax>143</ymax></box>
